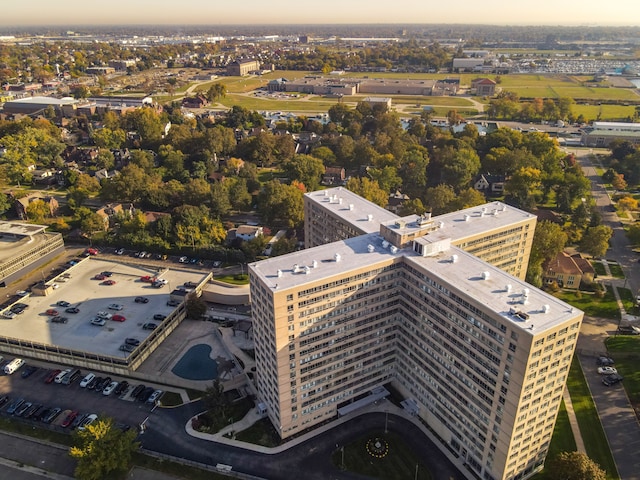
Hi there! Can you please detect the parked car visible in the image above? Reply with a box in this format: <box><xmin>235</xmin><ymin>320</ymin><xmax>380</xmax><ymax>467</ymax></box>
<box><xmin>96</xmin><ymin>311</ymin><xmax>112</xmax><ymax>319</ymax></box>
<box><xmin>115</xmin><ymin>248</ymin><xmax>125</xmax><ymax>255</ymax></box>
<box><xmin>108</xmin><ymin>303</ymin><xmax>123</xmax><ymax>310</ymax></box>
<box><xmin>112</xmin><ymin>314</ymin><xmax>126</xmax><ymax>322</ymax></box>
<box><xmin>95</xmin><ymin>377</ymin><xmax>112</xmax><ymax>392</ymax></box>
<box><xmin>61</xmin><ymin>410</ymin><xmax>78</xmax><ymax>428</ymax></box>
<box><xmin>11</xmin><ymin>303</ymin><xmax>28</xmax><ymax>314</ymax></box>
<box><xmin>2</xmin><ymin>310</ymin><xmax>16</xmax><ymax>319</ymax></box>
<box><xmin>78</xmin><ymin>414</ymin><xmax>98</xmax><ymax>430</ymax></box>
<box><xmin>56</xmin><ymin>300</ymin><xmax>70</xmax><ymax>307</ymax></box>
<box><xmin>65</xmin><ymin>307</ymin><xmax>79</xmax><ymax>314</ymax></box>
<box><xmin>87</xmin><ymin>376</ymin><xmax>101</xmax><ymax>390</ymax></box>
<box><xmin>146</xmin><ymin>389</ymin><xmax>164</xmax><ymax>404</ymax></box>
<box><xmin>45</xmin><ymin>369</ymin><xmax>61</xmax><ymax>384</ymax></box>
<box><xmin>153</xmin><ymin>314</ymin><xmax>166</xmax><ymax>321</ymax></box>
<box><xmin>101</xmin><ymin>271</ymin><xmax>113</xmax><ymax>277</ymax></box>
<box><xmin>51</xmin><ymin>316</ymin><xmax>68</xmax><ymax>324</ymax></box>
<box><xmin>15</xmin><ymin>401</ymin><xmax>32</xmax><ymax>417</ymax></box>
<box><xmin>114</xmin><ymin>381</ymin><xmax>129</xmax><ymax>396</ymax></box>
<box><xmin>0</xmin><ymin>395</ymin><xmax>10</xmax><ymax>408</ymax></box>
<box><xmin>618</xmin><ymin>325</ymin><xmax>640</xmax><ymax>335</ymax></box>
<box><xmin>167</xmin><ymin>299</ymin><xmax>180</xmax><ymax>307</ymax></box>
<box><xmin>138</xmin><ymin>386</ymin><xmax>155</xmax><ymax>402</ymax></box>
<box><xmin>598</xmin><ymin>366</ymin><xmax>618</xmax><ymax>375</ymax></box>
<box><xmin>119</xmin><ymin>344</ymin><xmax>135</xmax><ymax>352</ymax></box>
<box><xmin>131</xmin><ymin>384</ymin><xmax>145</xmax><ymax>399</ymax></box>
<box><xmin>135</xmin><ymin>296</ymin><xmax>149</xmax><ymax>303</ymax></box>
<box><xmin>93</xmin><ymin>274</ymin><xmax>106</xmax><ymax>280</ymax></box>
<box><xmin>91</xmin><ymin>317</ymin><xmax>106</xmax><ymax>327</ymax></box>
<box><xmin>16</xmin><ymin>290</ymin><xmax>29</xmax><ymax>297</ymax></box>
<box><xmin>603</xmin><ymin>374</ymin><xmax>624</xmax><ymax>386</ymax></box>
<box><xmin>45</xmin><ymin>309</ymin><xmax>59</xmax><ymax>316</ymax></box>
<box><xmin>102</xmin><ymin>381</ymin><xmax>119</xmax><ymax>396</ymax></box>
<box><xmin>596</xmin><ymin>356</ymin><xmax>614</xmax><ymax>366</ymax></box>
<box><xmin>20</xmin><ymin>365</ymin><xmax>38</xmax><ymax>378</ymax></box>
<box><xmin>71</xmin><ymin>413</ymin><xmax>88</xmax><ymax>429</ymax></box>
<box><xmin>6</xmin><ymin>398</ymin><xmax>25</xmax><ymax>415</ymax></box>
<box><xmin>102</xmin><ymin>280</ymin><xmax>116</xmax><ymax>286</ymax></box>
<box><xmin>125</xmin><ymin>338</ymin><xmax>140</xmax><ymax>346</ymax></box>
<box><xmin>179</xmin><ymin>256</ymin><xmax>188</xmax><ymax>263</ymax></box>
<box><xmin>80</xmin><ymin>373</ymin><xmax>96</xmax><ymax>388</ymax></box>
<box><xmin>43</xmin><ymin>407</ymin><xmax>62</xmax><ymax>424</ymax></box>
<box><xmin>142</xmin><ymin>323</ymin><xmax>157</xmax><ymax>330</ymax></box>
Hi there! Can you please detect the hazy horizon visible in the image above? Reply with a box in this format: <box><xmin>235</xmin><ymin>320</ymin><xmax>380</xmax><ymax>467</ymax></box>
<box><xmin>3</xmin><ymin>0</ymin><xmax>640</xmax><ymax>28</ymax></box>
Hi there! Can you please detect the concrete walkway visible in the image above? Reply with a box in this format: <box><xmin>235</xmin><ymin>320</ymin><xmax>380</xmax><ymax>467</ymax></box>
<box><xmin>562</xmin><ymin>388</ymin><xmax>586</xmax><ymax>453</ymax></box>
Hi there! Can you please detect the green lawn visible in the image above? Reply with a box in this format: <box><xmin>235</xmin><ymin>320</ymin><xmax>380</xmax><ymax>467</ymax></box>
<box><xmin>593</xmin><ymin>261</ymin><xmax>607</xmax><ymax>276</ymax></box>
<box><xmin>566</xmin><ymin>357</ymin><xmax>619</xmax><ymax>479</ymax></box>
<box><xmin>553</xmin><ymin>287</ymin><xmax>621</xmax><ymax>319</ymax></box>
<box><xmin>332</xmin><ymin>430</ymin><xmax>432</xmax><ymax>480</ymax></box>
<box><xmin>608</xmin><ymin>263</ymin><xmax>625</xmax><ymax>279</ymax></box>
<box><xmin>214</xmin><ymin>274</ymin><xmax>249</xmax><ymax>285</ymax></box>
<box><xmin>533</xmin><ymin>400</ymin><xmax>578</xmax><ymax>480</ymax></box>
<box><xmin>234</xmin><ymin>417</ymin><xmax>280</xmax><ymax>447</ymax></box>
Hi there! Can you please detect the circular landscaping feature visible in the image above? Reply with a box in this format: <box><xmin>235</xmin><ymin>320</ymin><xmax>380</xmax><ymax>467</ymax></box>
<box><xmin>366</xmin><ymin>437</ymin><xmax>389</xmax><ymax>458</ymax></box>
<box><xmin>171</xmin><ymin>344</ymin><xmax>218</xmax><ymax>380</ymax></box>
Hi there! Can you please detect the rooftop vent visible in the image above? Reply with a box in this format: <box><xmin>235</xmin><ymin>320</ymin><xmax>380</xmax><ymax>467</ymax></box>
<box><xmin>277</xmin><ymin>269</ymin><xmax>283</xmax><ymax>278</ymax></box>
<box><xmin>438</xmin><ymin>221</ymin><xmax>445</xmax><ymax>229</ymax></box>
<box><xmin>304</xmin><ymin>266</ymin><xmax>311</xmax><ymax>275</ymax></box>
<box><xmin>312</xmin><ymin>260</ymin><xmax>318</xmax><ymax>268</ymax></box>
<box><xmin>481</xmin><ymin>207</ymin><xmax>487</xmax><ymax>217</ymax></box>
<box><xmin>324</xmin><ymin>190</ymin><xmax>329</xmax><ymax>197</ymax></box>
<box><xmin>451</xmin><ymin>255</ymin><xmax>458</xmax><ymax>263</ymax></box>
<box><xmin>542</xmin><ymin>304</ymin><xmax>550</xmax><ymax>314</ymax></box>
<box><xmin>506</xmin><ymin>284</ymin><xmax>512</xmax><ymax>293</ymax></box>
<box><xmin>381</xmin><ymin>240</ymin><xmax>390</xmax><ymax>249</ymax></box>
<box><xmin>367</xmin><ymin>214</ymin><xmax>374</xmax><ymax>222</ymax></box>
<box><xmin>292</xmin><ymin>264</ymin><xmax>300</xmax><ymax>273</ymax></box>
<box><xmin>492</xmin><ymin>209</ymin><xmax>499</xmax><ymax>216</ymax></box>
<box><xmin>523</xmin><ymin>288</ymin><xmax>530</xmax><ymax>297</ymax></box>
<box><xmin>501</xmin><ymin>205</ymin><xmax>507</xmax><ymax>212</ymax></box>
<box><xmin>464</xmin><ymin>214</ymin><xmax>470</xmax><ymax>222</ymax></box>
<box><xmin>338</xmin><ymin>198</ymin><xmax>343</xmax><ymax>205</ymax></box>
<box><xmin>482</xmin><ymin>271</ymin><xmax>490</xmax><ymax>280</ymax></box>
<box><xmin>390</xmin><ymin>246</ymin><xmax>398</xmax><ymax>254</ymax></box>
<box><xmin>367</xmin><ymin>244</ymin><xmax>375</xmax><ymax>253</ymax></box>
<box><xmin>334</xmin><ymin>253</ymin><xmax>341</xmax><ymax>263</ymax></box>
<box><xmin>349</xmin><ymin>203</ymin><xmax>354</xmax><ymax>211</ymax></box>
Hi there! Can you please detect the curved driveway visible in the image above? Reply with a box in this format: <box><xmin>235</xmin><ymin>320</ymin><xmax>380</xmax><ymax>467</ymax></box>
<box><xmin>141</xmin><ymin>402</ymin><xmax>463</xmax><ymax>480</ymax></box>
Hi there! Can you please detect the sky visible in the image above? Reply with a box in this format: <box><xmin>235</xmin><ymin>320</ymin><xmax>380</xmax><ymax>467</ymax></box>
<box><xmin>2</xmin><ymin>0</ymin><xmax>640</xmax><ymax>27</ymax></box>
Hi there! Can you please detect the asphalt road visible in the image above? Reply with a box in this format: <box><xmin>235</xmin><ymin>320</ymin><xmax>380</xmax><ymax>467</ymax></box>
<box><xmin>141</xmin><ymin>403</ymin><xmax>463</xmax><ymax>480</ymax></box>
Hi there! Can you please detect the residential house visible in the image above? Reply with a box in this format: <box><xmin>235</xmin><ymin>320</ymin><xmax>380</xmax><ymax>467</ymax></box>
<box><xmin>233</xmin><ymin>225</ymin><xmax>264</xmax><ymax>242</ymax></box>
<box><xmin>322</xmin><ymin>166</ymin><xmax>346</xmax><ymax>186</ymax></box>
<box><xmin>473</xmin><ymin>173</ymin><xmax>505</xmax><ymax>196</ymax></box>
<box><xmin>182</xmin><ymin>94</ymin><xmax>209</xmax><ymax>108</ymax></box>
<box><xmin>387</xmin><ymin>190</ymin><xmax>410</xmax><ymax>214</ymax></box>
<box><xmin>15</xmin><ymin>194</ymin><xmax>59</xmax><ymax>220</ymax></box>
<box><xmin>543</xmin><ymin>251</ymin><xmax>595</xmax><ymax>289</ymax></box>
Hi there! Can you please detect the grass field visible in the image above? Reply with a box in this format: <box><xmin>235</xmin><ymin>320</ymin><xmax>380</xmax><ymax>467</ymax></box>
<box><xmin>605</xmin><ymin>336</ymin><xmax>640</xmax><ymax>412</ymax></box>
<box><xmin>553</xmin><ymin>287</ymin><xmax>621</xmax><ymax>320</ymax></box>
<box><xmin>566</xmin><ymin>357</ymin><xmax>619</xmax><ymax>479</ymax></box>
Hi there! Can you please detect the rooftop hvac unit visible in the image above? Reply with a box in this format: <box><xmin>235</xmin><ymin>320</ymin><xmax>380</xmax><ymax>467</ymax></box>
<box><xmin>482</xmin><ymin>271</ymin><xmax>490</xmax><ymax>280</ymax></box>
<box><xmin>367</xmin><ymin>244</ymin><xmax>375</xmax><ymax>253</ymax></box>
<box><xmin>390</xmin><ymin>246</ymin><xmax>398</xmax><ymax>254</ymax></box>
<box><xmin>438</xmin><ymin>221</ymin><xmax>445</xmax><ymax>229</ymax></box>
<box><xmin>292</xmin><ymin>264</ymin><xmax>300</xmax><ymax>273</ymax></box>
<box><xmin>277</xmin><ymin>269</ymin><xmax>283</xmax><ymax>278</ymax></box>
<box><xmin>451</xmin><ymin>255</ymin><xmax>458</xmax><ymax>263</ymax></box>
<box><xmin>542</xmin><ymin>305</ymin><xmax>550</xmax><ymax>314</ymax></box>
<box><xmin>506</xmin><ymin>284</ymin><xmax>512</xmax><ymax>292</ymax></box>
<box><xmin>367</xmin><ymin>214</ymin><xmax>374</xmax><ymax>222</ymax></box>
<box><xmin>334</xmin><ymin>253</ymin><xmax>341</xmax><ymax>262</ymax></box>
<box><xmin>312</xmin><ymin>260</ymin><xmax>318</xmax><ymax>268</ymax></box>
<box><xmin>464</xmin><ymin>214</ymin><xmax>470</xmax><ymax>222</ymax></box>
<box><xmin>349</xmin><ymin>204</ymin><xmax>354</xmax><ymax>211</ymax></box>
<box><xmin>304</xmin><ymin>266</ymin><xmax>311</xmax><ymax>275</ymax></box>
<box><xmin>381</xmin><ymin>240</ymin><xmax>389</xmax><ymax>249</ymax></box>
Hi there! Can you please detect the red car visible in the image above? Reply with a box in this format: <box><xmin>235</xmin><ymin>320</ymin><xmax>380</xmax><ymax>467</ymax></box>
<box><xmin>102</xmin><ymin>280</ymin><xmax>116</xmax><ymax>286</ymax></box>
<box><xmin>86</xmin><ymin>248</ymin><xmax>98</xmax><ymax>256</ymax></box>
<box><xmin>45</xmin><ymin>309</ymin><xmax>59</xmax><ymax>316</ymax></box>
<box><xmin>112</xmin><ymin>314</ymin><xmax>126</xmax><ymax>322</ymax></box>
<box><xmin>61</xmin><ymin>410</ymin><xmax>78</xmax><ymax>428</ymax></box>
<box><xmin>140</xmin><ymin>275</ymin><xmax>153</xmax><ymax>283</ymax></box>
<box><xmin>93</xmin><ymin>274</ymin><xmax>106</xmax><ymax>280</ymax></box>
<box><xmin>44</xmin><ymin>369</ymin><xmax>61</xmax><ymax>384</ymax></box>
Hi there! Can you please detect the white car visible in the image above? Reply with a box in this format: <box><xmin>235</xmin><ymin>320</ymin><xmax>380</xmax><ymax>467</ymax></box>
<box><xmin>102</xmin><ymin>381</ymin><xmax>119</xmax><ymax>396</ymax></box>
<box><xmin>2</xmin><ymin>311</ymin><xmax>16</xmax><ymax>319</ymax></box>
<box><xmin>78</xmin><ymin>413</ymin><xmax>98</xmax><ymax>430</ymax></box>
<box><xmin>115</xmin><ymin>248</ymin><xmax>124</xmax><ymax>255</ymax></box>
<box><xmin>179</xmin><ymin>256</ymin><xmax>188</xmax><ymax>263</ymax></box>
<box><xmin>80</xmin><ymin>373</ymin><xmax>95</xmax><ymax>388</ymax></box>
<box><xmin>96</xmin><ymin>311</ymin><xmax>112</xmax><ymax>319</ymax></box>
<box><xmin>91</xmin><ymin>317</ymin><xmax>106</xmax><ymax>326</ymax></box>
<box><xmin>16</xmin><ymin>290</ymin><xmax>29</xmax><ymax>297</ymax></box>
<box><xmin>597</xmin><ymin>366</ymin><xmax>618</xmax><ymax>375</ymax></box>
<box><xmin>108</xmin><ymin>304</ymin><xmax>123</xmax><ymax>311</ymax></box>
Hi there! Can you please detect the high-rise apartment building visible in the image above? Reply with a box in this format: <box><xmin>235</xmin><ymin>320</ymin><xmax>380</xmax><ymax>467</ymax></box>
<box><xmin>250</xmin><ymin>188</ymin><xmax>582</xmax><ymax>480</ymax></box>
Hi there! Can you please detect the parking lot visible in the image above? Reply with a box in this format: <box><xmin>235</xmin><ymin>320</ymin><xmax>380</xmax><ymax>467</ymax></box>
<box><xmin>0</xmin><ymin>360</ymin><xmax>164</xmax><ymax>433</ymax></box>
<box><xmin>0</xmin><ymin>257</ymin><xmax>208</xmax><ymax>358</ymax></box>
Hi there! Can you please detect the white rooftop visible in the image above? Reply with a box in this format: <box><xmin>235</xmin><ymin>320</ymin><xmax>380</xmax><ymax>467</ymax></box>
<box><xmin>305</xmin><ymin>187</ymin><xmax>399</xmax><ymax>234</ymax></box>
<box><xmin>5</xmin><ymin>96</ymin><xmax>78</xmax><ymax>106</ymax></box>
<box><xmin>250</xmin><ymin>233</ymin><xmax>579</xmax><ymax>335</ymax></box>
<box><xmin>0</xmin><ymin>221</ymin><xmax>47</xmax><ymax>236</ymax></box>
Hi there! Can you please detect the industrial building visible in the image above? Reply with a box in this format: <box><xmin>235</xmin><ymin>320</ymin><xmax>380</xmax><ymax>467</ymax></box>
<box><xmin>249</xmin><ymin>187</ymin><xmax>582</xmax><ymax>480</ymax></box>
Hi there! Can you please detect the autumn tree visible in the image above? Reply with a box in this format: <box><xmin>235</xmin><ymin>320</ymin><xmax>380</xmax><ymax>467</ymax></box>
<box><xmin>281</xmin><ymin>154</ymin><xmax>325</xmax><ymax>191</ymax></box>
<box><xmin>258</xmin><ymin>180</ymin><xmax>305</xmax><ymax>228</ymax></box>
<box><xmin>527</xmin><ymin>220</ymin><xmax>568</xmax><ymax>287</ymax></box>
<box><xmin>25</xmin><ymin>199</ymin><xmax>50</xmax><ymax>223</ymax></box>
<box><xmin>547</xmin><ymin>452</ymin><xmax>606</xmax><ymax>480</ymax></box>
<box><xmin>69</xmin><ymin>417</ymin><xmax>139</xmax><ymax>480</ymax></box>
<box><xmin>345</xmin><ymin>177</ymin><xmax>388</xmax><ymax>207</ymax></box>
<box><xmin>612</xmin><ymin>173</ymin><xmax>627</xmax><ymax>191</ymax></box>
<box><xmin>617</xmin><ymin>195</ymin><xmax>638</xmax><ymax>212</ymax></box>
<box><xmin>580</xmin><ymin>225</ymin><xmax>613</xmax><ymax>258</ymax></box>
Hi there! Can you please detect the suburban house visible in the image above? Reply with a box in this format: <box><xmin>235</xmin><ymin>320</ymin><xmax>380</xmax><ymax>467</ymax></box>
<box><xmin>387</xmin><ymin>190</ymin><xmax>410</xmax><ymax>214</ymax></box>
<box><xmin>473</xmin><ymin>173</ymin><xmax>506</xmax><ymax>196</ymax></box>
<box><xmin>182</xmin><ymin>94</ymin><xmax>209</xmax><ymax>108</ymax></box>
<box><xmin>471</xmin><ymin>78</ymin><xmax>497</xmax><ymax>96</ymax></box>
<box><xmin>322</xmin><ymin>166</ymin><xmax>346</xmax><ymax>186</ymax></box>
<box><xmin>96</xmin><ymin>203</ymin><xmax>134</xmax><ymax>229</ymax></box>
<box><xmin>14</xmin><ymin>194</ymin><xmax>59</xmax><ymax>220</ymax></box>
<box><xmin>231</xmin><ymin>225</ymin><xmax>264</xmax><ymax>243</ymax></box>
<box><xmin>543</xmin><ymin>252</ymin><xmax>595</xmax><ymax>289</ymax></box>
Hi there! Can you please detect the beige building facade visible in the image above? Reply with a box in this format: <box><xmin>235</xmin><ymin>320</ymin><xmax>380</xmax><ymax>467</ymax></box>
<box><xmin>250</xmin><ymin>188</ymin><xmax>582</xmax><ymax>480</ymax></box>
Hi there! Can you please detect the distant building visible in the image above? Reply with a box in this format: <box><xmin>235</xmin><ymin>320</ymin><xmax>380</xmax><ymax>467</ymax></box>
<box><xmin>227</xmin><ymin>59</ymin><xmax>260</xmax><ymax>76</ymax></box>
<box><xmin>474</xmin><ymin>173</ymin><xmax>506</xmax><ymax>196</ymax></box>
<box><xmin>14</xmin><ymin>194</ymin><xmax>58</xmax><ymax>220</ymax></box>
<box><xmin>235</xmin><ymin>225</ymin><xmax>264</xmax><ymax>242</ymax></box>
<box><xmin>580</xmin><ymin>121</ymin><xmax>640</xmax><ymax>147</ymax></box>
<box><xmin>322</xmin><ymin>166</ymin><xmax>346</xmax><ymax>186</ymax></box>
<box><xmin>472</xmin><ymin>78</ymin><xmax>497</xmax><ymax>96</ymax></box>
<box><xmin>2</xmin><ymin>96</ymin><xmax>78</xmax><ymax>117</ymax></box>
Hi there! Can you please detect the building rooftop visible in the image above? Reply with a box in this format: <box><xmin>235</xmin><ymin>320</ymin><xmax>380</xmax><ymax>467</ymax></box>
<box><xmin>250</xmin><ymin>231</ymin><xmax>576</xmax><ymax>334</ymax></box>
<box><xmin>0</xmin><ymin>221</ymin><xmax>48</xmax><ymax>236</ymax></box>
<box><xmin>305</xmin><ymin>187</ymin><xmax>399</xmax><ymax>234</ymax></box>
<box><xmin>4</xmin><ymin>96</ymin><xmax>78</xmax><ymax>106</ymax></box>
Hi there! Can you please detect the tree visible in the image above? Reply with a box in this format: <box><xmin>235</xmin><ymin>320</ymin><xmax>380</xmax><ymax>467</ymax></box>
<box><xmin>345</xmin><ymin>177</ymin><xmax>388</xmax><ymax>207</ymax></box>
<box><xmin>611</xmin><ymin>173</ymin><xmax>627</xmax><ymax>191</ymax></box>
<box><xmin>185</xmin><ymin>292</ymin><xmax>207</xmax><ymax>319</ymax></box>
<box><xmin>203</xmin><ymin>379</ymin><xmax>230</xmax><ymax>420</ymax></box>
<box><xmin>69</xmin><ymin>417</ymin><xmax>139</xmax><ymax>480</ymax></box>
<box><xmin>547</xmin><ymin>452</ymin><xmax>606</xmax><ymax>480</ymax></box>
<box><xmin>258</xmin><ymin>180</ymin><xmax>305</xmax><ymax>228</ymax></box>
<box><xmin>617</xmin><ymin>195</ymin><xmax>638</xmax><ymax>212</ymax></box>
<box><xmin>281</xmin><ymin>154</ymin><xmax>325</xmax><ymax>191</ymax></box>
<box><xmin>25</xmin><ymin>199</ymin><xmax>50</xmax><ymax>223</ymax></box>
<box><xmin>424</xmin><ymin>184</ymin><xmax>457</xmax><ymax>215</ymax></box>
<box><xmin>580</xmin><ymin>225</ymin><xmax>613</xmax><ymax>258</ymax></box>
<box><xmin>527</xmin><ymin>220</ymin><xmax>568</xmax><ymax>286</ymax></box>
<box><xmin>627</xmin><ymin>223</ymin><xmax>640</xmax><ymax>245</ymax></box>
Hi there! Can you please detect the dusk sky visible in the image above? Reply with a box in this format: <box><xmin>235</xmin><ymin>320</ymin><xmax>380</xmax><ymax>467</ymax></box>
<box><xmin>3</xmin><ymin>0</ymin><xmax>640</xmax><ymax>27</ymax></box>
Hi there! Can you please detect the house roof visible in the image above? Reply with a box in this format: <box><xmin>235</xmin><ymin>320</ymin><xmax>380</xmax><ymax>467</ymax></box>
<box><xmin>544</xmin><ymin>252</ymin><xmax>594</xmax><ymax>276</ymax></box>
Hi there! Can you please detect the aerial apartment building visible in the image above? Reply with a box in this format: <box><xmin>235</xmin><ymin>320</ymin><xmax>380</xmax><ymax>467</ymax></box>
<box><xmin>250</xmin><ymin>187</ymin><xmax>582</xmax><ymax>480</ymax></box>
